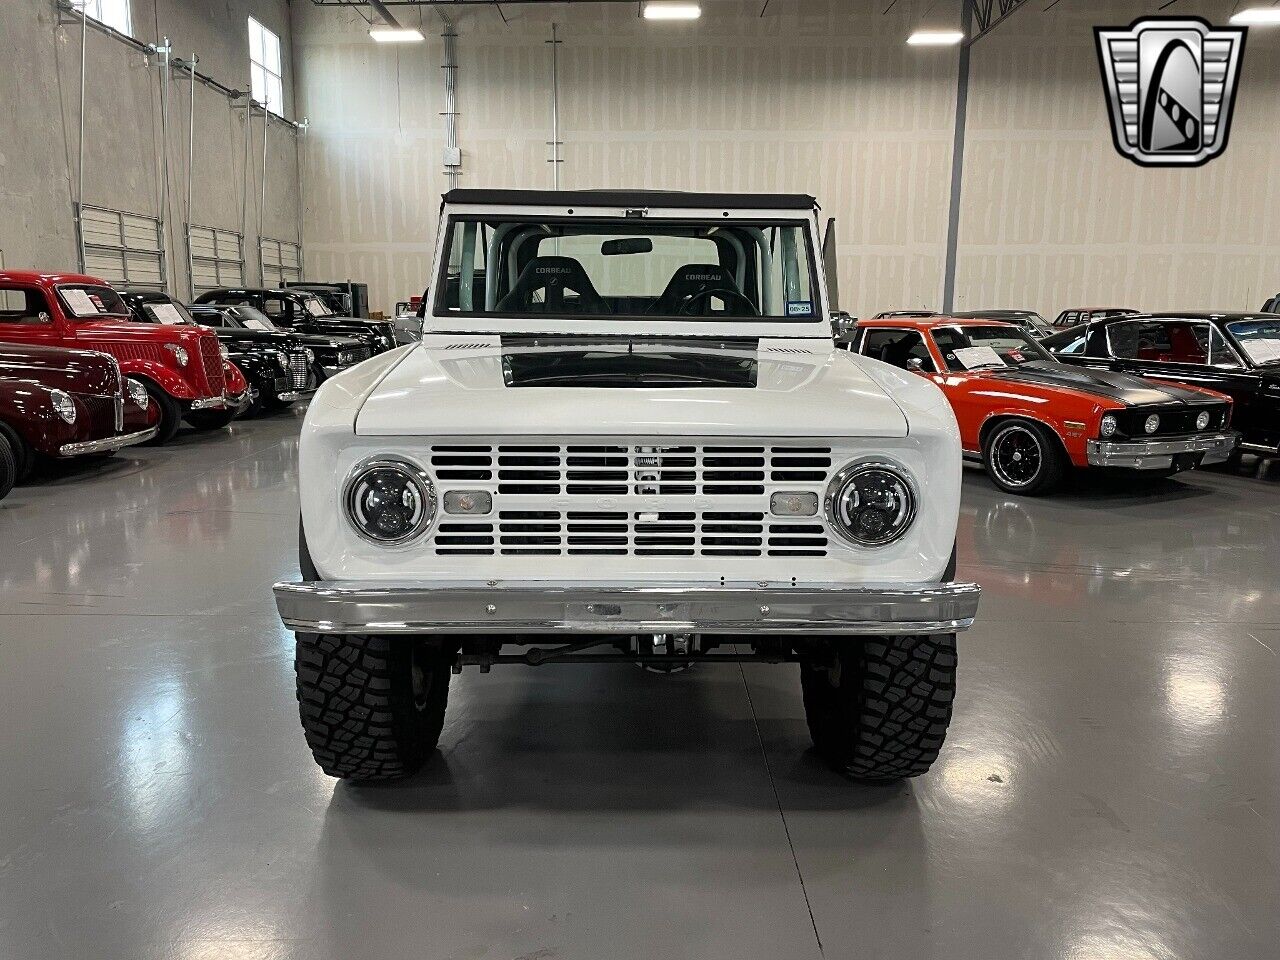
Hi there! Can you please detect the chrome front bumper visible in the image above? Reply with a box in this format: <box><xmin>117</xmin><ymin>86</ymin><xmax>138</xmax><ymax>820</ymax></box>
<box><xmin>273</xmin><ymin>580</ymin><xmax>981</xmax><ymax>637</ymax></box>
<box><xmin>59</xmin><ymin>425</ymin><xmax>158</xmax><ymax>457</ymax></box>
<box><xmin>277</xmin><ymin>388</ymin><xmax>317</xmax><ymax>402</ymax></box>
<box><xmin>190</xmin><ymin>391</ymin><xmax>252</xmax><ymax>411</ymax></box>
<box><xmin>1086</xmin><ymin>431</ymin><xmax>1238</xmax><ymax>469</ymax></box>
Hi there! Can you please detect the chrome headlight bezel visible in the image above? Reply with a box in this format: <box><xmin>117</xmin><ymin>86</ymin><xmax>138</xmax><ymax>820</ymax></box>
<box><xmin>824</xmin><ymin>460</ymin><xmax>918</xmax><ymax>548</ymax></box>
<box><xmin>343</xmin><ymin>456</ymin><xmax>437</xmax><ymax>546</ymax></box>
<box><xmin>125</xmin><ymin>378</ymin><xmax>149</xmax><ymax>409</ymax></box>
<box><xmin>1195</xmin><ymin>410</ymin><xmax>1211</xmax><ymax>431</ymax></box>
<box><xmin>50</xmin><ymin>389</ymin><xmax>77</xmax><ymax>425</ymax></box>
<box><xmin>163</xmin><ymin>343</ymin><xmax>189</xmax><ymax>367</ymax></box>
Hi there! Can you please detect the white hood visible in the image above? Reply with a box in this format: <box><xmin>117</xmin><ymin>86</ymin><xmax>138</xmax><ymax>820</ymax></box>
<box><xmin>353</xmin><ymin>336</ymin><xmax>909</xmax><ymax>438</ymax></box>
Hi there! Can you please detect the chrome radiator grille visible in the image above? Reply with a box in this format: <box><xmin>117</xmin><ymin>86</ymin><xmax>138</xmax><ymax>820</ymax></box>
<box><xmin>425</xmin><ymin>443</ymin><xmax>834</xmax><ymax>558</ymax></box>
<box><xmin>428</xmin><ymin>444</ymin><xmax>832</xmax><ymax>497</ymax></box>
<box><xmin>286</xmin><ymin>350</ymin><xmax>311</xmax><ymax>389</ymax></box>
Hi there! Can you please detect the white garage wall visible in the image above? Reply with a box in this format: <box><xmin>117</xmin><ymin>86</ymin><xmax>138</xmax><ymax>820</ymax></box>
<box><xmin>0</xmin><ymin>0</ymin><xmax>300</xmax><ymax>294</ymax></box>
<box><xmin>292</xmin><ymin>0</ymin><xmax>960</xmax><ymax>317</ymax></box>
<box><xmin>954</xmin><ymin>1</ymin><xmax>1280</xmax><ymax>318</ymax></box>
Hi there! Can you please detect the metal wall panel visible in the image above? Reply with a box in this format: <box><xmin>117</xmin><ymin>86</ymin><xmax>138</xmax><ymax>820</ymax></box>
<box><xmin>79</xmin><ymin>205</ymin><xmax>166</xmax><ymax>289</ymax></box>
<box><xmin>190</xmin><ymin>225</ymin><xmax>246</xmax><ymax>292</ymax></box>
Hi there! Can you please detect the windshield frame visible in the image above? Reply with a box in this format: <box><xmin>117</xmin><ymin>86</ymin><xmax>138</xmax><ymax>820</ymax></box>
<box><xmin>55</xmin><ymin>283</ymin><xmax>132</xmax><ymax>320</ymax></box>
<box><xmin>933</xmin><ymin>323</ymin><xmax>1058</xmax><ymax>371</ymax></box>
<box><xmin>425</xmin><ymin>203</ymin><xmax>832</xmax><ymax>340</ymax></box>
<box><xmin>1224</xmin><ymin>317</ymin><xmax>1280</xmax><ymax>367</ymax></box>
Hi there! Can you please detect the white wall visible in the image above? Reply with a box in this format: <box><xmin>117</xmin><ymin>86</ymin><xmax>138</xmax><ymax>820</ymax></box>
<box><xmin>954</xmin><ymin>0</ymin><xmax>1280</xmax><ymax>318</ymax></box>
<box><xmin>0</xmin><ymin>0</ymin><xmax>301</xmax><ymax>295</ymax></box>
<box><xmin>293</xmin><ymin>0</ymin><xmax>959</xmax><ymax>316</ymax></box>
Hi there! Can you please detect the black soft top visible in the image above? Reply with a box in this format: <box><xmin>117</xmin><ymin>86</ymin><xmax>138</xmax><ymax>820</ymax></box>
<box><xmin>442</xmin><ymin>188</ymin><xmax>818</xmax><ymax>210</ymax></box>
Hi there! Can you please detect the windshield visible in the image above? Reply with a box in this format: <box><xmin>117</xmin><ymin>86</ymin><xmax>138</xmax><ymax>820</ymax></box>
<box><xmin>140</xmin><ymin>298</ymin><xmax>195</xmax><ymax>325</ymax></box>
<box><xmin>933</xmin><ymin>325</ymin><xmax>1056</xmax><ymax>371</ymax></box>
<box><xmin>230</xmin><ymin>305</ymin><xmax>280</xmax><ymax>332</ymax></box>
<box><xmin>433</xmin><ymin>217</ymin><xmax>819</xmax><ymax>322</ymax></box>
<box><xmin>57</xmin><ymin>284</ymin><xmax>130</xmax><ymax>319</ymax></box>
<box><xmin>1226</xmin><ymin>318</ymin><xmax>1280</xmax><ymax>365</ymax></box>
<box><xmin>298</xmin><ymin>294</ymin><xmax>335</xmax><ymax>319</ymax></box>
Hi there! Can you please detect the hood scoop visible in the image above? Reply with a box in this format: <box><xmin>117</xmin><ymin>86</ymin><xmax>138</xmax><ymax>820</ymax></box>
<box><xmin>500</xmin><ymin>335</ymin><xmax>759</xmax><ymax>389</ymax></box>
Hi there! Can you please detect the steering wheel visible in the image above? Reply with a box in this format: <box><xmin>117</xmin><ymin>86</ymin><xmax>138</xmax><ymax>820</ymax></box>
<box><xmin>676</xmin><ymin>288</ymin><xmax>760</xmax><ymax>317</ymax></box>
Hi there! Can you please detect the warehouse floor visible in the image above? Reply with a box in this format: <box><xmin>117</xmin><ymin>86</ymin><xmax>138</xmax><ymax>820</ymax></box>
<box><xmin>0</xmin><ymin>412</ymin><xmax>1276</xmax><ymax>960</ymax></box>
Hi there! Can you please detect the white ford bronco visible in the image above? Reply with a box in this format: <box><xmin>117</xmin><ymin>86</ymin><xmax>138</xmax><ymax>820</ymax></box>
<box><xmin>275</xmin><ymin>189</ymin><xmax>980</xmax><ymax>782</ymax></box>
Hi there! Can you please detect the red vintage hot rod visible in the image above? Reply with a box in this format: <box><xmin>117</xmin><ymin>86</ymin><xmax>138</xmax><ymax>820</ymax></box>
<box><xmin>0</xmin><ymin>271</ymin><xmax>248</xmax><ymax>443</ymax></box>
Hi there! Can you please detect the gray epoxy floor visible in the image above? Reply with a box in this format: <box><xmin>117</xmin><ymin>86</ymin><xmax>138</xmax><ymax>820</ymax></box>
<box><xmin>1</xmin><ymin>411</ymin><xmax>1277</xmax><ymax>960</ymax></box>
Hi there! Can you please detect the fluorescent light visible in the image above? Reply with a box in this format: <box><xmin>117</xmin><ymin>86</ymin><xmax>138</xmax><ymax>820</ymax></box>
<box><xmin>369</xmin><ymin>27</ymin><xmax>424</xmax><ymax>42</ymax></box>
<box><xmin>643</xmin><ymin>2</ymin><xmax>701</xmax><ymax>21</ymax></box>
<box><xmin>907</xmin><ymin>30</ymin><xmax>965</xmax><ymax>46</ymax></box>
<box><xmin>1230</xmin><ymin>7</ymin><xmax>1280</xmax><ymax>24</ymax></box>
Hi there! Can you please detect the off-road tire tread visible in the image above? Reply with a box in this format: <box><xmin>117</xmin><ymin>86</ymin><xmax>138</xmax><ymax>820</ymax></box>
<box><xmin>294</xmin><ymin>632</ymin><xmax>449</xmax><ymax>781</ymax></box>
<box><xmin>802</xmin><ymin>634</ymin><xmax>957</xmax><ymax>781</ymax></box>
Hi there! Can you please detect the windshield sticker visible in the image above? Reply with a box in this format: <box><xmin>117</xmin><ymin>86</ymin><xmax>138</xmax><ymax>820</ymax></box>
<box><xmin>786</xmin><ymin>300</ymin><xmax>813</xmax><ymax>317</ymax></box>
<box><xmin>952</xmin><ymin>346</ymin><xmax>1005</xmax><ymax>369</ymax></box>
<box><xmin>1239</xmin><ymin>338</ymin><xmax>1280</xmax><ymax>365</ymax></box>
<box><xmin>304</xmin><ymin>299</ymin><xmax>328</xmax><ymax>318</ymax></box>
<box><xmin>61</xmin><ymin>289</ymin><xmax>101</xmax><ymax>317</ymax></box>
<box><xmin>1008</xmin><ymin>350</ymin><xmax>1025</xmax><ymax>363</ymax></box>
<box><xmin>149</xmin><ymin>303</ymin><xmax>186</xmax><ymax>325</ymax></box>
<box><xmin>242</xmin><ymin>317</ymin><xmax>272</xmax><ymax>331</ymax></box>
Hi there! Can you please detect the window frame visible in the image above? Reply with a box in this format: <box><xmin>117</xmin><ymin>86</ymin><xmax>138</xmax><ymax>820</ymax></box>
<box><xmin>78</xmin><ymin>0</ymin><xmax>132</xmax><ymax>36</ymax></box>
<box><xmin>248</xmin><ymin>16</ymin><xmax>285</xmax><ymax>117</ymax></box>
<box><xmin>857</xmin><ymin>326</ymin><xmax>938</xmax><ymax>373</ymax></box>
<box><xmin>1104</xmin><ymin>318</ymin><xmax>1245</xmax><ymax>369</ymax></box>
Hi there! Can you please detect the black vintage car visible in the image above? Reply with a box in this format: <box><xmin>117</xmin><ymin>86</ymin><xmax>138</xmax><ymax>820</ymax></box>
<box><xmin>194</xmin><ymin>288</ymin><xmax>396</xmax><ymax>354</ymax></box>
<box><xmin>186</xmin><ymin>303</ymin><xmax>371</xmax><ymax>382</ymax></box>
<box><xmin>120</xmin><ymin>291</ymin><xmax>320</xmax><ymax>417</ymax></box>
<box><xmin>1042</xmin><ymin>312</ymin><xmax>1280</xmax><ymax>458</ymax></box>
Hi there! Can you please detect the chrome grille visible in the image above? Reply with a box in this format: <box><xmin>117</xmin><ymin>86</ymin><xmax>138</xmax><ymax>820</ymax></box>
<box><xmin>425</xmin><ymin>443</ymin><xmax>834</xmax><ymax>558</ymax></box>
<box><xmin>286</xmin><ymin>350</ymin><xmax>311</xmax><ymax>390</ymax></box>
<box><xmin>427</xmin><ymin>444</ymin><xmax>832</xmax><ymax>497</ymax></box>
<box><xmin>80</xmin><ymin>395</ymin><xmax>123</xmax><ymax>434</ymax></box>
<box><xmin>197</xmin><ymin>335</ymin><xmax>225</xmax><ymax>395</ymax></box>
<box><xmin>429</xmin><ymin>511</ymin><xmax>829</xmax><ymax>558</ymax></box>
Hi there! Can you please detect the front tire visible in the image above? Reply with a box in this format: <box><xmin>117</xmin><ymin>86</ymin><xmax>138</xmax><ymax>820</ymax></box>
<box><xmin>801</xmin><ymin>634</ymin><xmax>957</xmax><ymax>781</ymax></box>
<box><xmin>295</xmin><ymin>633</ymin><xmax>452</xmax><ymax>781</ymax></box>
<box><xmin>141</xmin><ymin>382</ymin><xmax>182</xmax><ymax>445</ymax></box>
<box><xmin>982</xmin><ymin>419</ymin><xmax>1065</xmax><ymax>495</ymax></box>
<box><xmin>0</xmin><ymin>432</ymin><xmax>16</xmax><ymax>501</ymax></box>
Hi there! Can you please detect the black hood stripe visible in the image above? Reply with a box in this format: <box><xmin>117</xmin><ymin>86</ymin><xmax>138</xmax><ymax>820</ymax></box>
<box><xmin>987</xmin><ymin>363</ymin><xmax>1216</xmax><ymax>407</ymax></box>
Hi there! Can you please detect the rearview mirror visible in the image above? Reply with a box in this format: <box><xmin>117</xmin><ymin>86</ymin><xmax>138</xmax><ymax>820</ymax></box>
<box><xmin>601</xmin><ymin>238</ymin><xmax>653</xmax><ymax>256</ymax></box>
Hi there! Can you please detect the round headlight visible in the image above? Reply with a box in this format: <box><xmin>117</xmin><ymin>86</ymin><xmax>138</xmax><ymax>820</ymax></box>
<box><xmin>164</xmin><ymin>343</ymin><xmax>189</xmax><ymax>367</ymax></box>
<box><xmin>1144</xmin><ymin>414</ymin><xmax>1160</xmax><ymax>434</ymax></box>
<box><xmin>50</xmin><ymin>389</ymin><xmax>77</xmax><ymax>424</ymax></box>
<box><xmin>126</xmin><ymin>378</ymin><xmax>149</xmax><ymax>409</ymax></box>
<box><xmin>827</xmin><ymin>462</ymin><xmax>916</xmax><ymax>547</ymax></box>
<box><xmin>1099</xmin><ymin>414</ymin><xmax>1118</xmax><ymax>438</ymax></box>
<box><xmin>303</xmin><ymin>347</ymin><xmax>315</xmax><ymax>362</ymax></box>
<box><xmin>275</xmin><ymin>350</ymin><xmax>289</xmax><ymax>368</ymax></box>
<box><xmin>344</xmin><ymin>458</ymin><xmax>436</xmax><ymax>545</ymax></box>
<box><xmin>1196</xmin><ymin>410</ymin><xmax>1210</xmax><ymax>430</ymax></box>
<box><xmin>218</xmin><ymin>342</ymin><xmax>230</xmax><ymax>359</ymax></box>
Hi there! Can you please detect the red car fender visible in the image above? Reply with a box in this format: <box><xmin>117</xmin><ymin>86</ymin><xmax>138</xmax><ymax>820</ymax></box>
<box><xmin>0</xmin><ymin>381</ymin><xmax>80</xmax><ymax>457</ymax></box>
<box><xmin>223</xmin><ymin>359</ymin><xmax>249</xmax><ymax>396</ymax></box>
<box><xmin>116</xmin><ymin>358</ymin><xmax>201</xmax><ymax>401</ymax></box>
<box><xmin>972</xmin><ymin>405</ymin><xmax>1098</xmax><ymax>468</ymax></box>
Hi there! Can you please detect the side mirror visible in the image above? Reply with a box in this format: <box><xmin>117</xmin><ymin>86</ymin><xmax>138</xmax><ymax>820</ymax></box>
<box><xmin>830</xmin><ymin>310</ymin><xmax>855</xmax><ymax>337</ymax></box>
<box><xmin>906</xmin><ymin>357</ymin><xmax>925</xmax><ymax>371</ymax></box>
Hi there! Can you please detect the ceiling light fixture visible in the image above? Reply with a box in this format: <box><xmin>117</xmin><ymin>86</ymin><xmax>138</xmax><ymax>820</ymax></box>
<box><xmin>907</xmin><ymin>30</ymin><xmax>965</xmax><ymax>46</ymax></box>
<box><xmin>1230</xmin><ymin>7</ymin><xmax>1280</xmax><ymax>24</ymax></box>
<box><xmin>370</xmin><ymin>27</ymin><xmax>425</xmax><ymax>42</ymax></box>
<box><xmin>643</xmin><ymin>2</ymin><xmax>702</xmax><ymax>21</ymax></box>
